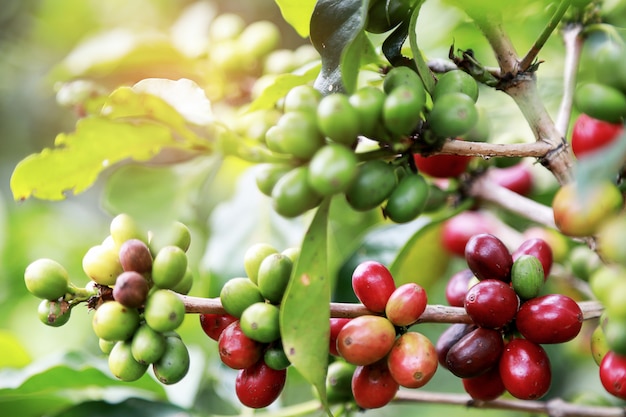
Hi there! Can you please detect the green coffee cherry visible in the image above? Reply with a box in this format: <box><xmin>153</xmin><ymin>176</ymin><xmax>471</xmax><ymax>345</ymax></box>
<box><xmin>283</xmin><ymin>85</ymin><xmax>322</xmax><ymax>114</ymax></box>
<box><xmin>108</xmin><ymin>340</ymin><xmax>149</xmax><ymax>382</ymax></box>
<box><xmin>317</xmin><ymin>93</ymin><xmax>361</xmax><ymax>146</ymax></box>
<box><xmin>574</xmin><ymin>82</ymin><xmax>626</xmax><ymax>123</ymax></box>
<box><xmin>383</xmin><ymin>84</ymin><xmax>426</xmax><ymax>136</ymax></box>
<box><xmin>511</xmin><ymin>255</ymin><xmax>545</xmax><ymax>300</ymax></box>
<box><xmin>244</xmin><ymin>243</ymin><xmax>279</xmax><ymax>284</ymax></box>
<box><xmin>271</xmin><ymin>166</ymin><xmax>323</xmax><ymax>218</ymax></box>
<box><xmin>144</xmin><ymin>289</ymin><xmax>186</xmax><ymax>333</ymax></box>
<box><xmin>433</xmin><ymin>70</ymin><xmax>479</xmax><ymax>102</ymax></box>
<box><xmin>82</xmin><ymin>244</ymin><xmax>123</xmax><ymax>286</ymax></box>
<box><xmin>110</xmin><ymin>213</ymin><xmax>147</xmax><ymax>247</ymax></box>
<box><xmin>152</xmin><ymin>335</ymin><xmax>190</xmax><ymax>385</ymax></box>
<box><xmin>428</xmin><ymin>92</ymin><xmax>478</xmax><ymax>138</ymax></box>
<box><xmin>151</xmin><ymin>246</ymin><xmax>188</xmax><ymax>290</ymax></box>
<box><xmin>308</xmin><ymin>144</ymin><xmax>358</xmax><ymax>196</ymax></box>
<box><xmin>281</xmin><ymin>247</ymin><xmax>300</xmax><ymax>264</ymax></box>
<box><xmin>240</xmin><ymin>302</ymin><xmax>281</xmax><ymax>343</ymax></box>
<box><xmin>99</xmin><ymin>338</ymin><xmax>116</xmax><ymax>355</ymax></box>
<box><xmin>326</xmin><ymin>360</ymin><xmax>356</xmax><ymax>404</ymax></box>
<box><xmin>345</xmin><ymin>160</ymin><xmax>397</xmax><ymax>211</ymax></box>
<box><xmin>383</xmin><ymin>66</ymin><xmax>424</xmax><ymax>94</ymax></box>
<box><xmin>255</xmin><ymin>163</ymin><xmax>293</xmax><ymax>197</ymax></box>
<box><xmin>132</xmin><ymin>323</ymin><xmax>167</xmax><ymax>364</ymax></box>
<box><xmin>38</xmin><ymin>299</ymin><xmax>71</xmax><ymax>327</ymax></box>
<box><xmin>25</xmin><ymin>258</ymin><xmax>70</xmax><ymax>301</ymax></box>
<box><xmin>383</xmin><ymin>173</ymin><xmax>429</xmax><ymax>223</ymax></box>
<box><xmin>220</xmin><ymin>277</ymin><xmax>265</xmax><ymax>317</ymax></box>
<box><xmin>264</xmin><ymin>345</ymin><xmax>291</xmax><ymax>370</ymax></box>
<box><xmin>149</xmin><ymin>221</ymin><xmax>192</xmax><ymax>255</ymax></box>
<box><xmin>257</xmin><ymin>253</ymin><xmax>293</xmax><ymax>304</ymax></box>
<box><xmin>92</xmin><ymin>301</ymin><xmax>141</xmax><ymax>341</ymax></box>
<box><xmin>171</xmin><ymin>267</ymin><xmax>194</xmax><ymax>295</ymax></box>
<box><xmin>349</xmin><ymin>86</ymin><xmax>385</xmax><ymax>138</ymax></box>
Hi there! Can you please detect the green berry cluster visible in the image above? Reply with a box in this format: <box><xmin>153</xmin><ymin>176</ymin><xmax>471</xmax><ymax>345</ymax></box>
<box><xmin>199</xmin><ymin>243</ymin><xmax>299</xmax><ymax>409</ymax></box>
<box><xmin>24</xmin><ymin>213</ymin><xmax>195</xmax><ymax>385</ymax></box>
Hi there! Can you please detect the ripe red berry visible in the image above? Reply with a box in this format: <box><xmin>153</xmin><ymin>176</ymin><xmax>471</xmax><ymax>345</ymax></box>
<box><xmin>489</xmin><ymin>163</ymin><xmax>533</xmax><ymax>196</ymax></box>
<box><xmin>351</xmin><ymin>261</ymin><xmax>396</xmax><ymax>312</ymax></box>
<box><xmin>436</xmin><ymin>323</ymin><xmax>476</xmax><ymax>369</ymax></box>
<box><xmin>446</xmin><ymin>327</ymin><xmax>504</xmax><ymax>378</ymax></box>
<box><xmin>464</xmin><ymin>279</ymin><xmax>519</xmax><ymax>329</ymax></box>
<box><xmin>235</xmin><ymin>359</ymin><xmax>287</xmax><ymax>408</ymax></box>
<box><xmin>599</xmin><ymin>350</ymin><xmax>626</xmax><ymax>400</ymax></box>
<box><xmin>442</xmin><ymin>211</ymin><xmax>494</xmax><ymax>257</ymax></box>
<box><xmin>218</xmin><ymin>321</ymin><xmax>264</xmax><ymax>369</ymax></box>
<box><xmin>387</xmin><ymin>332</ymin><xmax>438</xmax><ymax>388</ymax></box>
<box><xmin>199</xmin><ymin>313</ymin><xmax>238</xmax><ymax>341</ymax></box>
<box><xmin>445</xmin><ymin>269</ymin><xmax>474</xmax><ymax>307</ymax></box>
<box><xmin>571</xmin><ymin>113</ymin><xmax>624</xmax><ymax>158</ymax></box>
<box><xmin>499</xmin><ymin>338</ymin><xmax>551</xmax><ymax>400</ymax></box>
<box><xmin>515</xmin><ymin>294</ymin><xmax>583</xmax><ymax>344</ymax></box>
<box><xmin>413</xmin><ymin>150</ymin><xmax>472</xmax><ymax>178</ymax></box>
<box><xmin>512</xmin><ymin>238</ymin><xmax>553</xmax><ymax>280</ymax></box>
<box><xmin>329</xmin><ymin>318</ymin><xmax>351</xmax><ymax>356</ymax></box>
<box><xmin>462</xmin><ymin>365</ymin><xmax>505</xmax><ymax>401</ymax></box>
<box><xmin>351</xmin><ymin>359</ymin><xmax>399</xmax><ymax>409</ymax></box>
<box><xmin>464</xmin><ymin>233</ymin><xmax>513</xmax><ymax>282</ymax></box>
<box><xmin>336</xmin><ymin>315</ymin><xmax>396</xmax><ymax>366</ymax></box>
<box><xmin>385</xmin><ymin>283</ymin><xmax>427</xmax><ymax>327</ymax></box>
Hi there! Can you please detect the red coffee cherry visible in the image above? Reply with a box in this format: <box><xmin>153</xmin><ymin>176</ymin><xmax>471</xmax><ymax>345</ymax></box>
<box><xmin>387</xmin><ymin>332</ymin><xmax>438</xmax><ymax>388</ymax></box>
<box><xmin>512</xmin><ymin>238</ymin><xmax>553</xmax><ymax>280</ymax></box>
<box><xmin>329</xmin><ymin>318</ymin><xmax>351</xmax><ymax>357</ymax></box>
<box><xmin>351</xmin><ymin>261</ymin><xmax>396</xmax><ymax>313</ymax></box>
<box><xmin>515</xmin><ymin>294</ymin><xmax>583</xmax><ymax>344</ymax></box>
<box><xmin>112</xmin><ymin>271</ymin><xmax>150</xmax><ymax>308</ymax></box>
<box><xmin>351</xmin><ymin>359</ymin><xmax>399</xmax><ymax>409</ymax></box>
<box><xmin>336</xmin><ymin>315</ymin><xmax>396</xmax><ymax>366</ymax></box>
<box><xmin>464</xmin><ymin>233</ymin><xmax>513</xmax><ymax>282</ymax></box>
<box><xmin>436</xmin><ymin>323</ymin><xmax>476</xmax><ymax>369</ymax></box>
<box><xmin>442</xmin><ymin>211</ymin><xmax>494</xmax><ymax>257</ymax></box>
<box><xmin>571</xmin><ymin>113</ymin><xmax>624</xmax><ymax>158</ymax></box>
<box><xmin>599</xmin><ymin>350</ymin><xmax>626</xmax><ymax>400</ymax></box>
<box><xmin>218</xmin><ymin>321</ymin><xmax>264</xmax><ymax>369</ymax></box>
<box><xmin>384</xmin><ymin>283</ymin><xmax>427</xmax><ymax>327</ymax></box>
<box><xmin>499</xmin><ymin>338</ymin><xmax>551</xmax><ymax>400</ymax></box>
<box><xmin>446</xmin><ymin>327</ymin><xmax>504</xmax><ymax>378</ymax></box>
<box><xmin>199</xmin><ymin>313</ymin><xmax>238</xmax><ymax>341</ymax></box>
<box><xmin>462</xmin><ymin>365</ymin><xmax>506</xmax><ymax>401</ymax></box>
<box><xmin>489</xmin><ymin>163</ymin><xmax>533</xmax><ymax>196</ymax></box>
<box><xmin>235</xmin><ymin>359</ymin><xmax>287</xmax><ymax>408</ymax></box>
<box><xmin>413</xmin><ymin>151</ymin><xmax>471</xmax><ymax>178</ymax></box>
<box><xmin>445</xmin><ymin>269</ymin><xmax>474</xmax><ymax>307</ymax></box>
<box><xmin>464</xmin><ymin>279</ymin><xmax>519</xmax><ymax>329</ymax></box>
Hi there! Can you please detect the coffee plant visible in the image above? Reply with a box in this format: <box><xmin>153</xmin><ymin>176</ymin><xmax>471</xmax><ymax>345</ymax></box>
<box><xmin>5</xmin><ymin>0</ymin><xmax>626</xmax><ymax>416</ymax></box>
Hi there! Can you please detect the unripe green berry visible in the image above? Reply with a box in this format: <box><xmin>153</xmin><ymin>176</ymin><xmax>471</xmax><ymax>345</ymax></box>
<box><xmin>151</xmin><ymin>246</ymin><xmax>188</xmax><ymax>290</ymax></box>
<box><xmin>152</xmin><ymin>335</ymin><xmax>190</xmax><ymax>385</ymax></box>
<box><xmin>110</xmin><ymin>213</ymin><xmax>147</xmax><ymax>247</ymax></box>
<box><xmin>82</xmin><ymin>244</ymin><xmax>123</xmax><ymax>286</ymax></box>
<box><xmin>511</xmin><ymin>255</ymin><xmax>545</xmax><ymax>300</ymax></box>
<box><xmin>240</xmin><ymin>302</ymin><xmax>281</xmax><ymax>343</ymax></box>
<box><xmin>144</xmin><ymin>289</ymin><xmax>186</xmax><ymax>333</ymax></box>
<box><xmin>220</xmin><ymin>277</ymin><xmax>265</xmax><ymax>318</ymax></box>
<box><xmin>38</xmin><ymin>299</ymin><xmax>71</xmax><ymax>327</ymax></box>
<box><xmin>92</xmin><ymin>301</ymin><xmax>141</xmax><ymax>341</ymax></box>
<box><xmin>257</xmin><ymin>253</ymin><xmax>293</xmax><ymax>304</ymax></box>
<box><xmin>132</xmin><ymin>323</ymin><xmax>167</xmax><ymax>364</ymax></box>
<box><xmin>25</xmin><ymin>258</ymin><xmax>70</xmax><ymax>301</ymax></box>
<box><xmin>244</xmin><ymin>243</ymin><xmax>279</xmax><ymax>284</ymax></box>
<box><xmin>108</xmin><ymin>340</ymin><xmax>149</xmax><ymax>382</ymax></box>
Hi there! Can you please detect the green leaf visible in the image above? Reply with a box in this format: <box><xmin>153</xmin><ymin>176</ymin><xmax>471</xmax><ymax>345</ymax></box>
<box><xmin>0</xmin><ymin>330</ymin><xmax>31</xmax><ymax>369</ymax></box>
<box><xmin>340</xmin><ymin>31</ymin><xmax>381</xmax><ymax>94</ymax></box>
<box><xmin>310</xmin><ymin>0</ymin><xmax>371</xmax><ymax>94</ymax></box>
<box><xmin>54</xmin><ymin>398</ymin><xmax>191</xmax><ymax>417</ymax></box>
<box><xmin>274</xmin><ymin>0</ymin><xmax>318</xmax><ymax>38</ymax></box>
<box><xmin>247</xmin><ymin>65</ymin><xmax>320</xmax><ymax>112</ymax></box>
<box><xmin>408</xmin><ymin>2</ymin><xmax>436</xmax><ymax>94</ymax></box>
<box><xmin>280</xmin><ymin>199</ymin><xmax>331</xmax><ymax>412</ymax></box>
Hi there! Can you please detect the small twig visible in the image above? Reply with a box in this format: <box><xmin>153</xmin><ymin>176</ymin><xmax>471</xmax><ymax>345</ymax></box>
<box><xmin>556</xmin><ymin>22</ymin><xmax>585</xmax><ymax>137</ymax></box>
<box><xmin>519</xmin><ymin>0</ymin><xmax>573</xmax><ymax>72</ymax></box>
<box><xmin>471</xmin><ymin>12</ymin><xmax>520</xmax><ymax>76</ymax></box>
<box><xmin>394</xmin><ymin>390</ymin><xmax>626</xmax><ymax>417</ymax></box>
<box><xmin>439</xmin><ymin>138</ymin><xmax>552</xmax><ymax>158</ymax></box>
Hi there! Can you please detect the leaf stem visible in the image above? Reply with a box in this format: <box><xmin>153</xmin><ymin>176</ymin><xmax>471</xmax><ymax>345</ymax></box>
<box><xmin>519</xmin><ymin>0</ymin><xmax>573</xmax><ymax>72</ymax></box>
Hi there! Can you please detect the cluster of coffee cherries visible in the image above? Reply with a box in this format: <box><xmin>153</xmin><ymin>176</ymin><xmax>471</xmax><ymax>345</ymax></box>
<box><xmin>438</xmin><ymin>233</ymin><xmax>585</xmax><ymax>401</ymax></box>
<box><xmin>24</xmin><ymin>213</ymin><xmax>195</xmax><ymax>385</ymax></box>
<box><xmin>199</xmin><ymin>243</ymin><xmax>299</xmax><ymax>409</ymax></box>
<box><xmin>326</xmin><ymin>261</ymin><xmax>436</xmax><ymax>409</ymax></box>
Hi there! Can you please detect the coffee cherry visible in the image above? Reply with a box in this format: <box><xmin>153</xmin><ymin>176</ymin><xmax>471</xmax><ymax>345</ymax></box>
<box><xmin>199</xmin><ymin>313</ymin><xmax>238</xmax><ymax>341</ymax></box>
<box><xmin>441</xmin><ymin>211</ymin><xmax>493</xmax><ymax>256</ymax></box>
<box><xmin>244</xmin><ymin>243</ymin><xmax>279</xmax><ymax>284</ymax></box>
<box><xmin>283</xmin><ymin>85</ymin><xmax>321</xmax><ymax>114</ymax></box>
<box><xmin>446</xmin><ymin>327</ymin><xmax>504</xmax><ymax>378</ymax></box>
<box><xmin>462</xmin><ymin>365</ymin><xmax>505</xmax><ymax>401</ymax></box>
<box><xmin>152</xmin><ymin>334</ymin><xmax>190</xmax><ymax>385</ymax></box>
<box><xmin>515</xmin><ymin>294</ymin><xmax>583</xmax><ymax>344</ymax></box>
<box><xmin>239</xmin><ymin>21</ymin><xmax>280</xmax><ymax>59</ymax></box>
<box><xmin>218</xmin><ymin>321</ymin><xmax>264</xmax><ymax>369</ymax></box>
<box><xmin>271</xmin><ymin>166</ymin><xmax>323</xmax><ymax>218</ymax></box>
<box><xmin>151</xmin><ymin>246</ymin><xmax>188</xmax><ymax>290</ymax></box>
<box><xmin>255</xmin><ymin>163</ymin><xmax>293</xmax><ymax>197</ymax></box>
<box><xmin>240</xmin><ymin>302</ymin><xmax>281</xmax><ymax>343</ymax></box>
<box><xmin>600</xmin><ymin>350</ymin><xmax>626</xmax><ymax>400</ymax></box>
<box><xmin>436</xmin><ymin>323</ymin><xmax>476</xmax><ymax>369</ymax></box>
<box><xmin>38</xmin><ymin>299</ymin><xmax>71</xmax><ymax>327</ymax></box>
<box><xmin>336</xmin><ymin>315</ymin><xmax>396</xmax><ymax>366</ymax></box>
<box><xmin>489</xmin><ymin>163</ymin><xmax>534</xmax><ymax>196</ymax></box>
<box><xmin>351</xmin><ymin>359</ymin><xmax>399</xmax><ymax>409</ymax></box>
<box><xmin>571</xmin><ymin>113</ymin><xmax>624</xmax><ymax>158</ymax></box>
<box><xmin>112</xmin><ymin>271</ymin><xmax>150</xmax><ymax>308</ymax></box>
<box><xmin>464</xmin><ymin>279</ymin><xmax>519</xmax><ymax>329</ymax></box>
<box><xmin>387</xmin><ymin>332</ymin><xmax>438</xmax><ymax>388</ymax></box>
<box><xmin>413</xmin><ymin>150</ymin><xmax>472</xmax><ymax>178</ymax></box>
<box><xmin>445</xmin><ymin>269</ymin><xmax>474</xmax><ymax>307</ymax></box>
<box><xmin>92</xmin><ymin>301</ymin><xmax>141</xmax><ymax>341</ymax></box>
<box><xmin>383</xmin><ymin>66</ymin><xmax>423</xmax><ymax>95</ymax></box>
<box><xmin>345</xmin><ymin>160</ymin><xmax>397</xmax><ymax>211</ymax></box>
<box><xmin>131</xmin><ymin>323</ymin><xmax>166</xmax><ymax>364</ymax></box>
<box><xmin>385</xmin><ymin>283</ymin><xmax>427</xmax><ymax>326</ymax></box>
<box><xmin>382</xmin><ymin>84</ymin><xmax>426</xmax><ymax>136</ymax></box>
<box><xmin>171</xmin><ymin>267</ymin><xmax>193</xmax><ymax>295</ymax></box>
<box><xmin>149</xmin><ymin>221</ymin><xmax>192</xmax><ymax>256</ymax></box>
<box><xmin>465</xmin><ymin>233</ymin><xmax>513</xmax><ymax>282</ymax></box>
<box><xmin>308</xmin><ymin>143</ymin><xmax>358</xmax><ymax>196</ymax></box>
<box><xmin>82</xmin><ymin>244</ymin><xmax>123</xmax><ymax>286</ymax></box>
<box><xmin>326</xmin><ymin>360</ymin><xmax>356</xmax><ymax>404</ymax></box>
<box><xmin>99</xmin><ymin>338</ymin><xmax>116</xmax><ymax>355</ymax></box>
<box><xmin>382</xmin><ymin>173</ymin><xmax>429</xmax><ymax>223</ymax></box>
<box><xmin>143</xmin><ymin>289</ymin><xmax>186</xmax><ymax>333</ymax></box>
<box><xmin>257</xmin><ymin>253</ymin><xmax>292</xmax><ymax>305</ymax></box>
<box><xmin>605</xmin><ymin>279</ymin><xmax>626</xmax><ymax>322</ymax></box>
<box><xmin>108</xmin><ymin>340</ymin><xmax>149</xmax><ymax>382</ymax></box>
<box><xmin>351</xmin><ymin>261</ymin><xmax>396</xmax><ymax>313</ymax></box>
<box><xmin>602</xmin><ymin>316</ymin><xmax>626</xmax><ymax>355</ymax></box>
<box><xmin>220</xmin><ymin>277</ymin><xmax>265</xmax><ymax>318</ymax></box>
<box><xmin>118</xmin><ymin>239</ymin><xmax>153</xmax><ymax>274</ymax></box>
<box><xmin>235</xmin><ymin>359</ymin><xmax>287</xmax><ymax>409</ymax></box>
<box><xmin>110</xmin><ymin>213</ymin><xmax>147</xmax><ymax>248</ymax></box>
<box><xmin>574</xmin><ymin>82</ymin><xmax>626</xmax><ymax>123</ymax></box>
<box><xmin>349</xmin><ymin>86</ymin><xmax>385</xmax><ymax>137</ymax></box>
<box><xmin>264</xmin><ymin>344</ymin><xmax>291</xmax><ymax>370</ymax></box>
<box><xmin>273</xmin><ymin>111</ymin><xmax>325</xmax><ymax>159</ymax></box>
<box><xmin>428</xmin><ymin>92</ymin><xmax>478</xmax><ymax>138</ymax></box>
<box><xmin>24</xmin><ymin>258</ymin><xmax>70</xmax><ymax>301</ymax></box>
<box><xmin>317</xmin><ymin>93</ymin><xmax>360</xmax><ymax>146</ymax></box>
<box><xmin>512</xmin><ymin>238</ymin><xmax>553</xmax><ymax>280</ymax></box>
<box><xmin>591</xmin><ymin>324</ymin><xmax>610</xmax><ymax>366</ymax></box>
<box><xmin>510</xmin><ymin>255</ymin><xmax>544</xmax><ymax>300</ymax></box>
<box><xmin>597</xmin><ymin>215</ymin><xmax>626</xmax><ymax>266</ymax></box>
<box><xmin>433</xmin><ymin>70</ymin><xmax>479</xmax><ymax>102</ymax></box>
<box><xmin>499</xmin><ymin>338</ymin><xmax>551</xmax><ymax>400</ymax></box>
<box><xmin>329</xmin><ymin>318</ymin><xmax>351</xmax><ymax>356</ymax></box>
<box><xmin>589</xmin><ymin>265</ymin><xmax>624</xmax><ymax>305</ymax></box>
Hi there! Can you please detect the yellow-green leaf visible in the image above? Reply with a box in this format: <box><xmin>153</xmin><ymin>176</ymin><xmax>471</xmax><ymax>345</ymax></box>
<box><xmin>274</xmin><ymin>0</ymin><xmax>317</xmax><ymax>38</ymax></box>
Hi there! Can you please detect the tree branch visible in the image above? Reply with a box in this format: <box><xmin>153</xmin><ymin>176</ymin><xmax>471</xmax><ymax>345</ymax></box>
<box><xmin>556</xmin><ymin>22</ymin><xmax>585</xmax><ymax>137</ymax></box>
<box><xmin>471</xmin><ymin>12</ymin><xmax>520</xmax><ymax>76</ymax></box>
<box><xmin>439</xmin><ymin>138</ymin><xmax>552</xmax><ymax>158</ymax></box>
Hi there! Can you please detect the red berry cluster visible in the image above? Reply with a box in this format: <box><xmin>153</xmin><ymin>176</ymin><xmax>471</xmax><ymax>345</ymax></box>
<box><xmin>440</xmin><ymin>233</ymin><xmax>583</xmax><ymax>401</ymax></box>
<box><xmin>328</xmin><ymin>261</ymin><xmax>436</xmax><ymax>409</ymax></box>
